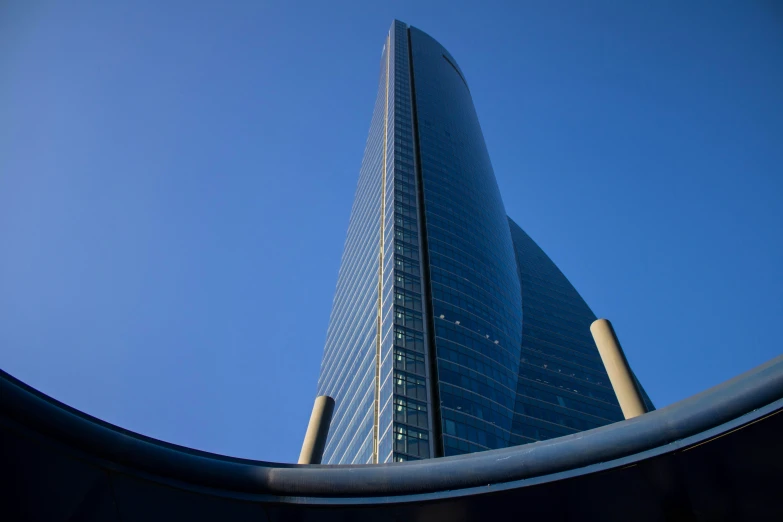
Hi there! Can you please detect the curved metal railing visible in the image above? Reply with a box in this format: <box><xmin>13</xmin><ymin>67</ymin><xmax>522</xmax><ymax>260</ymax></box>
<box><xmin>1</xmin><ymin>354</ymin><xmax>782</xmax><ymax>500</ymax></box>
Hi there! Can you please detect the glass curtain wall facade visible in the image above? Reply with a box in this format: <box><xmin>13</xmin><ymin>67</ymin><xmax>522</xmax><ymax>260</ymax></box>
<box><xmin>317</xmin><ymin>21</ymin><xmax>436</xmax><ymax>465</ymax></box>
<box><xmin>315</xmin><ymin>29</ymin><xmax>388</xmax><ymax>464</ymax></box>
<box><xmin>316</xmin><ymin>20</ymin><xmax>651</xmax><ymax>464</ymax></box>
<box><xmin>506</xmin><ymin>219</ymin><xmax>653</xmax><ymax>450</ymax></box>
<box><xmin>409</xmin><ymin>27</ymin><xmax>524</xmax><ymax>458</ymax></box>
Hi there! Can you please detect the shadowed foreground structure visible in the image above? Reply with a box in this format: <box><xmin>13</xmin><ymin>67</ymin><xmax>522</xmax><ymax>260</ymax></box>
<box><xmin>1</xmin><ymin>355</ymin><xmax>782</xmax><ymax>521</ymax></box>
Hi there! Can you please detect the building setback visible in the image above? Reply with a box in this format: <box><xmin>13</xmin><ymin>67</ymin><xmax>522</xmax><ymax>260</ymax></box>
<box><xmin>316</xmin><ymin>20</ymin><xmax>652</xmax><ymax>464</ymax></box>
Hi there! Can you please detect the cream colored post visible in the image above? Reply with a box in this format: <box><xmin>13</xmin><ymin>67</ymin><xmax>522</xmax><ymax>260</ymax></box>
<box><xmin>590</xmin><ymin>319</ymin><xmax>648</xmax><ymax>419</ymax></box>
<box><xmin>298</xmin><ymin>396</ymin><xmax>335</xmax><ymax>464</ymax></box>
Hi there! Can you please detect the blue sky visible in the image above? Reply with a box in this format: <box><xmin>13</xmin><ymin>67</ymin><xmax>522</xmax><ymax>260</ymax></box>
<box><xmin>1</xmin><ymin>1</ymin><xmax>781</xmax><ymax>463</ymax></box>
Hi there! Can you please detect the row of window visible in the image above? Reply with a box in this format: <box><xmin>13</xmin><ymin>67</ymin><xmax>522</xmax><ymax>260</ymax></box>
<box><xmin>395</xmin><ymin>201</ymin><xmax>417</xmax><ymax>219</ymax></box>
<box><xmin>394</xmin><ymin>370</ymin><xmax>427</xmax><ymax>401</ymax></box>
<box><xmin>516</xmin><ymin>380</ymin><xmax>622</xmax><ymax>422</ymax></box>
<box><xmin>395</xmin><ymin>187</ymin><xmax>416</xmax><ymax>207</ymax></box>
<box><xmin>394</xmin><ymin>348</ymin><xmax>425</xmax><ymax>376</ymax></box>
<box><xmin>439</xmin><ymin>343</ymin><xmax>517</xmax><ymax>391</ymax></box>
<box><xmin>435</xmin><ymin>321</ymin><xmax>518</xmax><ymax>370</ymax></box>
<box><xmin>395</xmin><ymin>178</ymin><xmax>416</xmax><ymax>196</ymax></box>
<box><xmin>394</xmin><ymin>325</ymin><xmax>424</xmax><ymax>355</ymax></box>
<box><xmin>423</xmin><ymin>180</ymin><xmax>504</xmax><ymax>234</ymax></box>
<box><xmin>426</xmin><ymin>223</ymin><xmax>499</xmax><ymax>279</ymax></box>
<box><xmin>394</xmin><ymin>257</ymin><xmax>419</xmax><ymax>279</ymax></box>
<box><xmin>429</xmin><ymin>250</ymin><xmax>516</xmax><ymax>308</ymax></box>
<box><xmin>515</xmin><ymin>396</ymin><xmax>610</xmax><ymax>432</ymax></box>
<box><xmin>393</xmin><ymin>120</ymin><xmax>412</xmax><ymax>135</ymax></box>
<box><xmin>443</xmin><ymin>434</ymin><xmax>491</xmax><ymax>456</ymax></box>
<box><xmin>392</xmin><ymin>171</ymin><xmax>415</xmax><ymax>194</ymax></box>
<box><xmin>424</xmin><ymin>185</ymin><xmax>501</xmax><ymax>238</ymax></box>
<box><xmin>442</xmin><ymin>400</ymin><xmax>512</xmax><ymax>441</ymax></box>
<box><xmin>394</xmin><ymin>288</ymin><xmax>422</xmax><ymax>312</ymax></box>
<box><xmin>523</xmin><ymin>296</ymin><xmax>596</xmax><ymax>333</ymax></box>
<box><xmin>422</xmin><ymin>174</ymin><xmax>492</xmax><ymax>217</ymax></box>
<box><xmin>433</xmin><ymin>285</ymin><xmax>515</xmax><ymax>339</ymax></box>
<box><xmin>422</xmin><ymin>162</ymin><xmax>491</xmax><ymax>193</ymax></box>
<box><xmin>388</xmin><ymin>30</ymin><xmax>433</xmax><ymax>447</ymax></box>
<box><xmin>430</xmin><ymin>262</ymin><xmax>517</xmax><ymax>315</ymax></box>
<box><xmin>394</xmin><ymin>270</ymin><xmax>421</xmax><ymax>294</ymax></box>
<box><xmin>394</xmin><ymin>306</ymin><xmax>423</xmax><ymax>331</ymax></box>
<box><xmin>393</xmin><ymin>453</ymin><xmax>421</xmax><ymax>462</ymax></box>
<box><xmin>426</xmin><ymin>210</ymin><xmax>510</xmax><ymax>264</ymax></box>
<box><xmin>394</xmin><ymin>396</ymin><xmax>428</xmax><ymax>428</ymax></box>
<box><xmin>519</xmin><ymin>266</ymin><xmax>595</xmax><ymax>303</ymax></box>
<box><xmin>396</xmin><ymin>150</ymin><xmax>414</xmax><ymax>164</ymax></box>
<box><xmin>439</xmin><ymin>366</ymin><xmax>516</xmax><ymax>411</ymax></box>
<box><xmin>395</xmin><ymin>213</ymin><xmax>418</xmax><ymax>232</ymax></box>
<box><xmin>440</xmin><ymin>354</ymin><xmax>516</xmax><ymax>398</ymax></box>
<box><xmin>433</xmin><ymin>300</ymin><xmax>519</xmax><ymax>352</ymax></box>
<box><xmin>510</xmin><ymin>421</ymin><xmax>572</xmax><ymax>443</ymax></box>
<box><xmin>394</xmin><ymin>143</ymin><xmax>414</xmax><ymax>158</ymax></box>
<box><xmin>443</xmin><ymin>419</ymin><xmax>498</xmax><ymax>451</ymax></box>
<box><xmin>394</xmin><ymin>423</ymin><xmax>429</xmax><ymax>458</ymax></box>
<box><xmin>440</xmin><ymin>382</ymin><xmax>515</xmax><ymax>426</ymax></box>
<box><xmin>421</xmin><ymin>162</ymin><xmax>484</xmax><ymax>194</ymax></box>
<box><xmin>517</xmin><ymin>360</ymin><xmax>614</xmax><ymax>400</ymax></box>
<box><xmin>439</xmin><ymin>362</ymin><xmax>516</xmax><ymax>410</ymax></box>
<box><xmin>521</xmin><ymin>272</ymin><xmax>591</xmax><ymax>305</ymax></box>
<box><xmin>395</xmin><ymin>227</ymin><xmax>417</xmax><ymax>245</ymax></box>
<box><xmin>431</xmin><ymin>268</ymin><xmax>519</xmax><ymax>327</ymax></box>
<box><xmin>395</xmin><ymin>155</ymin><xmax>413</xmax><ymax>172</ymax></box>
<box><xmin>523</xmin><ymin>326</ymin><xmax>604</xmax><ymax>371</ymax></box>
<box><xmin>428</xmin><ymin>240</ymin><xmax>509</xmax><ymax>302</ymax></box>
<box><xmin>395</xmin><ymin>239</ymin><xmax>419</xmax><ymax>260</ymax></box>
<box><xmin>524</xmin><ymin>315</ymin><xmax>601</xmax><ymax>351</ymax></box>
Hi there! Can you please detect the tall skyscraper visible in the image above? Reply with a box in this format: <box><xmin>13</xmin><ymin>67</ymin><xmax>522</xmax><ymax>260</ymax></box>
<box><xmin>316</xmin><ymin>20</ymin><xmax>651</xmax><ymax>464</ymax></box>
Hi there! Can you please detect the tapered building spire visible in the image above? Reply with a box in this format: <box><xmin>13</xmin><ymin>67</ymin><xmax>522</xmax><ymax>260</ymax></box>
<box><xmin>316</xmin><ymin>20</ymin><xmax>651</xmax><ymax>464</ymax></box>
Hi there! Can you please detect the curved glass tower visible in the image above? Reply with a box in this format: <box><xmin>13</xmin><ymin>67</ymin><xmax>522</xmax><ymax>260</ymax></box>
<box><xmin>316</xmin><ymin>20</ymin><xmax>651</xmax><ymax>464</ymax></box>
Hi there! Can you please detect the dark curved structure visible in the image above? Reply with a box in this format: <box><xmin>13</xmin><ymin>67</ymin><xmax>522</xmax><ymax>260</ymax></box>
<box><xmin>2</xmin><ymin>355</ymin><xmax>782</xmax><ymax>520</ymax></box>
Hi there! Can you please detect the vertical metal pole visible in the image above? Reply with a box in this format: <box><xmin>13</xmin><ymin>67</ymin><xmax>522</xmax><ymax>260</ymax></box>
<box><xmin>590</xmin><ymin>319</ymin><xmax>648</xmax><ymax>419</ymax></box>
<box><xmin>298</xmin><ymin>395</ymin><xmax>335</xmax><ymax>464</ymax></box>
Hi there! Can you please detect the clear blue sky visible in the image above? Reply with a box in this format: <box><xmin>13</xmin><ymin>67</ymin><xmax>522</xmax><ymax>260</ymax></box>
<box><xmin>1</xmin><ymin>1</ymin><xmax>781</xmax><ymax>463</ymax></box>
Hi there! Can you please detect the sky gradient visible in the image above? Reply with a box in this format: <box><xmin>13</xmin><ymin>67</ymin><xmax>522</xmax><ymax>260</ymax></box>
<box><xmin>1</xmin><ymin>1</ymin><xmax>781</xmax><ymax>463</ymax></box>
